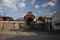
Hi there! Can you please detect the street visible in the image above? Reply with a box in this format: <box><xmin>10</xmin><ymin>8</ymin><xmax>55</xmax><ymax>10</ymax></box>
<box><xmin>0</xmin><ymin>31</ymin><xmax>60</xmax><ymax>40</ymax></box>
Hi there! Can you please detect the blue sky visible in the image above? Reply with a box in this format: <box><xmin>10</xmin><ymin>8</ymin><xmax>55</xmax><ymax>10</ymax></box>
<box><xmin>0</xmin><ymin>0</ymin><xmax>60</xmax><ymax>19</ymax></box>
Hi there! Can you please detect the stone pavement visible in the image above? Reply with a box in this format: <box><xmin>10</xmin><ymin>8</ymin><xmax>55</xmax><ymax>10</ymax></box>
<box><xmin>0</xmin><ymin>31</ymin><xmax>60</xmax><ymax>40</ymax></box>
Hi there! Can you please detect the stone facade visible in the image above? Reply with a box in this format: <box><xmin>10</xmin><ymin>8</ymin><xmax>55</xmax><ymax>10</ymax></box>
<box><xmin>0</xmin><ymin>16</ymin><xmax>20</xmax><ymax>31</ymax></box>
<box><xmin>0</xmin><ymin>16</ymin><xmax>28</xmax><ymax>31</ymax></box>
<box><xmin>24</xmin><ymin>11</ymin><xmax>35</xmax><ymax>21</ymax></box>
<box><xmin>0</xmin><ymin>21</ymin><xmax>20</xmax><ymax>31</ymax></box>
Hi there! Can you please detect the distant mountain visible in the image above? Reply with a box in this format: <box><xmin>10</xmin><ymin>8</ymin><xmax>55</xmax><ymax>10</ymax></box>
<box><xmin>15</xmin><ymin>17</ymin><xmax>24</xmax><ymax>21</ymax></box>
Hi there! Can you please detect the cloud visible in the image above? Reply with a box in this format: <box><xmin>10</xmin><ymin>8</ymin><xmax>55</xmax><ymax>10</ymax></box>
<box><xmin>35</xmin><ymin>5</ymin><xmax>40</xmax><ymax>8</ymax></box>
<box><xmin>31</xmin><ymin>0</ymin><xmax>36</xmax><ymax>5</ymax></box>
<box><xmin>0</xmin><ymin>7</ymin><xmax>4</xmax><ymax>12</ymax></box>
<box><xmin>51</xmin><ymin>0</ymin><xmax>57</xmax><ymax>2</ymax></box>
<box><xmin>22</xmin><ymin>0</ymin><xmax>26</xmax><ymax>2</ymax></box>
<box><xmin>0</xmin><ymin>10</ymin><xmax>4</xmax><ymax>13</ymax></box>
<box><xmin>53</xmin><ymin>11</ymin><xmax>57</xmax><ymax>13</ymax></box>
<box><xmin>0</xmin><ymin>7</ymin><xmax>3</xmax><ymax>9</ymax></box>
<box><xmin>41</xmin><ymin>0</ymin><xmax>57</xmax><ymax>7</ymax></box>
<box><xmin>22</xmin><ymin>13</ymin><xmax>26</xmax><ymax>17</ymax></box>
<box><xmin>39</xmin><ymin>11</ymin><xmax>41</xmax><ymax>13</ymax></box>
<box><xmin>19</xmin><ymin>2</ymin><xmax>26</xmax><ymax>8</ymax></box>
<box><xmin>34</xmin><ymin>13</ymin><xmax>36</xmax><ymax>16</ymax></box>
<box><xmin>2</xmin><ymin>0</ymin><xmax>18</xmax><ymax>10</ymax></box>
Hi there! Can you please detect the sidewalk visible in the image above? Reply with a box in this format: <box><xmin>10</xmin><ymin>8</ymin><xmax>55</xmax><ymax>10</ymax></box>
<box><xmin>0</xmin><ymin>31</ymin><xmax>37</xmax><ymax>36</ymax></box>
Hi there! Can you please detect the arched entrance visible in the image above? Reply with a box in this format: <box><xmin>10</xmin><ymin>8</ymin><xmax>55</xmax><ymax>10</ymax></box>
<box><xmin>26</xmin><ymin>18</ymin><xmax>33</xmax><ymax>25</ymax></box>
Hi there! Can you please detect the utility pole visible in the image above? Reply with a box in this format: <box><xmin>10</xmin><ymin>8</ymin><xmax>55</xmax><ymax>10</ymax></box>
<box><xmin>47</xmin><ymin>4</ymin><xmax>50</xmax><ymax>16</ymax></box>
<box><xmin>47</xmin><ymin>4</ymin><xmax>51</xmax><ymax>32</ymax></box>
<box><xmin>0</xmin><ymin>0</ymin><xmax>6</xmax><ymax>30</ymax></box>
<box><xmin>0</xmin><ymin>0</ymin><xmax>5</xmax><ymax>16</ymax></box>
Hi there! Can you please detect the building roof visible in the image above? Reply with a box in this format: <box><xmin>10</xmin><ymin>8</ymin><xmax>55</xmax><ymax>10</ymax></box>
<box><xmin>0</xmin><ymin>16</ymin><xmax>14</xmax><ymax>21</ymax></box>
